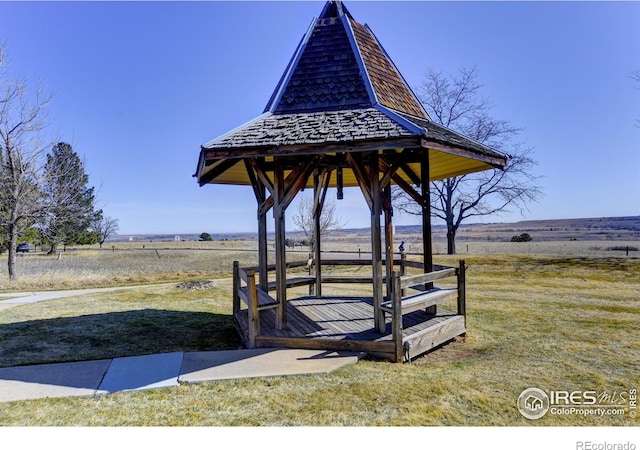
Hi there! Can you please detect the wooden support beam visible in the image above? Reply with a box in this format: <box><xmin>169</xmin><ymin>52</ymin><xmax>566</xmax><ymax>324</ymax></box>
<box><xmin>346</xmin><ymin>152</ymin><xmax>373</xmax><ymax>210</ymax></box>
<box><xmin>248</xmin><ymin>158</ymin><xmax>274</xmax><ymax>195</ymax></box>
<box><xmin>273</xmin><ymin>157</ymin><xmax>287</xmax><ymax>330</ymax></box>
<box><xmin>421</xmin><ymin>149</ymin><xmax>434</xmax><ymax>275</ymax></box>
<box><xmin>270</xmin><ymin>156</ymin><xmax>319</xmax><ymax>329</ymax></box>
<box><xmin>391</xmin><ymin>271</ymin><xmax>403</xmax><ymax>363</ymax></box>
<box><xmin>457</xmin><ymin>260</ymin><xmax>467</xmax><ymax>325</ymax></box>
<box><xmin>379</xmin><ymin>150</ymin><xmax>406</xmax><ymax>189</ymax></box>
<box><xmin>313</xmin><ymin>168</ymin><xmax>331</xmax><ymax>298</ymax></box>
<box><xmin>244</xmin><ymin>159</ymin><xmax>262</xmax><ymax>203</ymax></box>
<box><xmin>232</xmin><ymin>261</ymin><xmax>241</xmax><ymax>316</ymax></box>
<box><xmin>245</xmin><ymin>159</ymin><xmax>270</xmax><ymax>290</ymax></box>
<box><xmin>369</xmin><ymin>151</ymin><xmax>385</xmax><ymax>333</ymax></box>
<box><xmin>279</xmin><ymin>157</ymin><xmax>315</xmax><ymax>212</ymax></box>
<box><xmin>400</xmin><ymin>161</ymin><xmax>421</xmax><ymax>187</ymax></box>
<box><xmin>391</xmin><ymin>172</ymin><xmax>422</xmax><ymax>204</ymax></box>
<box><xmin>383</xmin><ymin>184</ymin><xmax>394</xmax><ymax>303</ymax></box>
<box><xmin>259</xmin><ymin>196</ymin><xmax>275</xmax><ymax>217</ymax></box>
<box><xmin>257</xmin><ymin>190</ymin><xmax>268</xmax><ymax>292</ymax></box>
<box><xmin>246</xmin><ymin>269</ymin><xmax>258</xmax><ymax>348</ymax></box>
<box><xmin>421</xmin><ymin>150</ymin><xmax>435</xmax><ymax>315</ymax></box>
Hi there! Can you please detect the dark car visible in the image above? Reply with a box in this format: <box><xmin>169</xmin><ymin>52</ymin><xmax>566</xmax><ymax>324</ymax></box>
<box><xmin>16</xmin><ymin>243</ymin><xmax>29</xmax><ymax>253</ymax></box>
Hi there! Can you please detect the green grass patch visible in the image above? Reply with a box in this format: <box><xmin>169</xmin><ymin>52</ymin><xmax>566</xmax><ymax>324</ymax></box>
<box><xmin>0</xmin><ymin>255</ymin><xmax>638</xmax><ymax>426</ymax></box>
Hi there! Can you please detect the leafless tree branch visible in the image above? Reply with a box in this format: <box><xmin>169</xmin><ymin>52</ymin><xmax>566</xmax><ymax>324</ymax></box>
<box><xmin>395</xmin><ymin>67</ymin><xmax>542</xmax><ymax>254</ymax></box>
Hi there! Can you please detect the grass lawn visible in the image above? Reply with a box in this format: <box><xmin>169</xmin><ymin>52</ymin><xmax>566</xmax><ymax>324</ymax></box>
<box><xmin>0</xmin><ymin>254</ymin><xmax>638</xmax><ymax>426</ymax></box>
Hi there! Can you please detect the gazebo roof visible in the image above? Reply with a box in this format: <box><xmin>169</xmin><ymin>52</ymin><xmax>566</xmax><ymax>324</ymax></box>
<box><xmin>196</xmin><ymin>1</ymin><xmax>507</xmax><ymax>187</ymax></box>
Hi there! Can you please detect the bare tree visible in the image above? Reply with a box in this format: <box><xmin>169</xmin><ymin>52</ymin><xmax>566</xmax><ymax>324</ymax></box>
<box><xmin>292</xmin><ymin>194</ymin><xmax>345</xmax><ymax>252</ymax></box>
<box><xmin>395</xmin><ymin>67</ymin><xmax>542</xmax><ymax>254</ymax></box>
<box><xmin>632</xmin><ymin>70</ymin><xmax>640</xmax><ymax>127</ymax></box>
<box><xmin>0</xmin><ymin>43</ymin><xmax>52</xmax><ymax>279</ymax></box>
<box><xmin>92</xmin><ymin>214</ymin><xmax>119</xmax><ymax>248</ymax></box>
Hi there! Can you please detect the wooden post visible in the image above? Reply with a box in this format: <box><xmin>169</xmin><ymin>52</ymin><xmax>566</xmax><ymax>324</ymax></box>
<box><xmin>313</xmin><ymin>170</ymin><xmax>322</xmax><ymax>298</ymax></box>
<box><xmin>245</xmin><ymin>157</ymin><xmax>270</xmax><ymax>291</ymax></box>
<box><xmin>257</xmin><ymin>184</ymin><xmax>269</xmax><ymax>292</ymax></box>
<box><xmin>308</xmin><ymin>253</ymin><xmax>315</xmax><ymax>296</ymax></box>
<box><xmin>383</xmin><ymin>184</ymin><xmax>393</xmax><ymax>304</ymax></box>
<box><xmin>457</xmin><ymin>259</ymin><xmax>467</xmax><ymax>324</ymax></box>
<box><xmin>246</xmin><ymin>269</ymin><xmax>258</xmax><ymax>348</ymax></box>
<box><xmin>273</xmin><ymin>158</ymin><xmax>287</xmax><ymax>330</ymax></box>
<box><xmin>232</xmin><ymin>260</ymin><xmax>240</xmax><ymax>316</ymax></box>
<box><xmin>422</xmin><ymin>149</ymin><xmax>436</xmax><ymax>315</ymax></box>
<box><xmin>370</xmin><ymin>152</ymin><xmax>385</xmax><ymax>333</ymax></box>
<box><xmin>392</xmin><ymin>270</ymin><xmax>403</xmax><ymax>363</ymax></box>
<box><xmin>400</xmin><ymin>252</ymin><xmax>407</xmax><ymax>297</ymax></box>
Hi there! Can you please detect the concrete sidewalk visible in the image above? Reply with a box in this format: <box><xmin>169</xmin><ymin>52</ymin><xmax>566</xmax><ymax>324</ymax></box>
<box><xmin>0</xmin><ymin>349</ymin><xmax>362</xmax><ymax>403</ymax></box>
<box><xmin>0</xmin><ymin>285</ymin><xmax>362</xmax><ymax>403</ymax></box>
<box><xmin>0</xmin><ymin>284</ymin><xmax>176</xmax><ymax>311</ymax></box>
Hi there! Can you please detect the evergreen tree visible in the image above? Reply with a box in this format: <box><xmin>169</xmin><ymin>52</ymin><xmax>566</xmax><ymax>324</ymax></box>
<box><xmin>40</xmin><ymin>142</ymin><xmax>99</xmax><ymax>253</ymax></box>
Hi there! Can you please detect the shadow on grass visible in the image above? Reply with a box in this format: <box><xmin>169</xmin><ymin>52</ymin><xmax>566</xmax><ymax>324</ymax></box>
<box><xmin>0</xmin><ymin>309</ymin><xmax>243</xmax><ymax>368</ymax></box>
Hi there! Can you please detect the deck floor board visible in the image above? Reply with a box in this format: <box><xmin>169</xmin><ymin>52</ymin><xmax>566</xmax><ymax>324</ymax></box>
<box><xmin>235</xmin><ymin>295</ymin><xmax>464</xmax><ymax>359</ymax></box>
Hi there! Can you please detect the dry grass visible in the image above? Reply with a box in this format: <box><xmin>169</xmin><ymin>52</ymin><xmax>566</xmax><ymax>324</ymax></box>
<box><xmin>0</xmin><ymin>252</ymin><xmax>638</xmax><ymax>426</ymax></box>
<box><xmin>0</xmin><ymin>247</ymin><xmax>258</xmax><ymax>292</ymax></box>
<box><xmin>0</xmin><ymin>281</ymin><xmax>242</xmax><ymax>368</ymax></box>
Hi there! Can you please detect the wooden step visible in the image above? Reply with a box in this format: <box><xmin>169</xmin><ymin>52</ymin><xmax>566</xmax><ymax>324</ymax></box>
<box><xmin>380</xmin><ymin>287</ymin><xmax>458</xmax><ymax>314</ymax></box>
<box><xmin>238</xmin><ymin>286</ymin><xmax>279</xmax><ymax>310</ymax></box>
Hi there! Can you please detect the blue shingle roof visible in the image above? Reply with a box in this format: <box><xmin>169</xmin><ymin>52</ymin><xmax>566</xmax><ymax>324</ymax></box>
<box><xmin>271</xmin><ymin>18</ymin><xmax>370</xmax><ymax>113</ymax></box>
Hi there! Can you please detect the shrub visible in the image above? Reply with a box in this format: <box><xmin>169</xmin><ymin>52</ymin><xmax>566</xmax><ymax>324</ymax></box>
<box><xmin>511</xmin><ymin>233</ymin><xmax>533</xmax><ymax>242</ymax></box>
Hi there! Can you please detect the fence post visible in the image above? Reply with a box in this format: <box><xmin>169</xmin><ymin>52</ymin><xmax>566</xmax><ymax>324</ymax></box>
<box><xmin>308</xmin><ymin>253</ymin><xmax>315</xmax><ymax>296</ymax></box>
<box><xmin>400</xmin><ymin>253</ymin><xmax>407</xmax><ymax>297</ymax></box>
<box><xmin>392</xmin><ymin>271</ymin><xmax>403</xmax><ymax>363</ymax></box>
<box><xmin>457</xmin><ymin>260</ymin><xmax>467</xmax><ymax>325</ymax></box>
<box><xmin>247</xmin><ymin>269</ymin><xmax>258</xmax><ymax>348</ymax></box>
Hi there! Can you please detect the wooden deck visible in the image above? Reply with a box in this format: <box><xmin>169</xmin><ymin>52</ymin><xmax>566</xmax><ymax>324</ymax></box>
<box><xmin>234</xmin><ymin>296</ymin><xmax>465</xmax><ymax>362</ymax></box>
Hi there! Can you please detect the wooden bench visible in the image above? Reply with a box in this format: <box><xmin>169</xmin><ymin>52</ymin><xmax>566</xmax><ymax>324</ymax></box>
<box><xmin>380</xmin><ymin>286</ymin><xmax>457</xmax><ymax>314</ymax></box>
<box><xmin>266</xmin><ymin>275</ymin><xmax>380</xmax><ymax>290</ymax></box>
<box><xmin>320</xmin><ymin>276</ymin><xmax>378</xmax><ymax>284</ymax></box>
<box><xmin>266</xmin><ymin>276</ymin><xmax>315</xmax><ymax>291</ymax></box>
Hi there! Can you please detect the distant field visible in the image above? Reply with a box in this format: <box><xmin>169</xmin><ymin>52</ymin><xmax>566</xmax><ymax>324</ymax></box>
<box><xmin>1</xmin><ymin>233</ymin><xmax>638</xmax><ymax>292</ymax></box>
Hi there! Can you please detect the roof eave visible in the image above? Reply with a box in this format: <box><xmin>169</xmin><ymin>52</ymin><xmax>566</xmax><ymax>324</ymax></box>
<box><xmin>200</xmin><ymin>136</ymin><xmax>421</xmax><ymax>162</ymax></box>
<box><xmin>420</xmin><ymin>137</ymin><xmax>507</xmax><ymax>170</ymax></box>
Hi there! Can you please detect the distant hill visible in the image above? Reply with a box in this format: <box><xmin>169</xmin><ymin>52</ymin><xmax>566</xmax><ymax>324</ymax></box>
<box><xmin>410</xmin><ymin>216</ymin><xmax>640</xmax><ymax>242</ymax></box>
<box><xmin>320</xmin><ymin>216</ymin><xmax>640</xmax><ymax>242</ymax></box>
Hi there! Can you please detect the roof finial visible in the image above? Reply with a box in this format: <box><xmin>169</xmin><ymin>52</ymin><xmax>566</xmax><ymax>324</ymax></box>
<box><xmin>319</xmin><ymin>1</ymin><xmax>352</xmax><ymax>20</ymax></box>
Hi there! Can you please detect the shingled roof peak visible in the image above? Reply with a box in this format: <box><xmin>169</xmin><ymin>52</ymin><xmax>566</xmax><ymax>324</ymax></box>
<box><xmin>264</xmin><ymin>1</ymin><xmax>428</xmax><ymax>119</ymax></box>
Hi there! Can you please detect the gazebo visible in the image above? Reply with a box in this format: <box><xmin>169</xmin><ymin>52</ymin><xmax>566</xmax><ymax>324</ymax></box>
<box><xmin>194</xmin><ymin>1</ymin><xmax>507</xmax><ymax>362</ymax></box>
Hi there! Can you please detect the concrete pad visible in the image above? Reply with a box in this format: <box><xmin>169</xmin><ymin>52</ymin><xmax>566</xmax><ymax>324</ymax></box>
<box><xmin>179</xmin><ymin>348</ymin><xmax>362</xmax><ymax>383</ymax></box>
<box><xmin>0</xmin><ymin>291</ymin><xmax>84</xmax><ymax>304</ymax></box>
<box><xmin>0</xmin><ymin>359</ymin><xmax>111</xmax><ymax>402</ymax></box>
<box><xmin>98</xmin><ymin>352</ymin><xmax>183</xmax><ymax>393</ymax></box>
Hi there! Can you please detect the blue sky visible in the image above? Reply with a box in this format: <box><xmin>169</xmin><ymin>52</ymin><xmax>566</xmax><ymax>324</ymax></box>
<box><xmin>1</xmin><ymin>1</ymin><xmax>638</xmax><ymax>235</ymax></box>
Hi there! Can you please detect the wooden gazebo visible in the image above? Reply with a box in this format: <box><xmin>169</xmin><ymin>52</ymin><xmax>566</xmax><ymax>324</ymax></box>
<box><xmin>195</xmin><ymin>1</ymin><xmax>507</xmax><ymax>362</ymax></box>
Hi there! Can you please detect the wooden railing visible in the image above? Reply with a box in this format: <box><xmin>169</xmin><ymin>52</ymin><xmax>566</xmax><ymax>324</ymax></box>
<box><xmin>233</xmin><ymin>261</ymin><xmax>279</xmax><ymax>348</ymax></box>
<box><xmin>232</xmin><ymin>257</ymin><xmax>467</xmax><ymax>354</ymax></box>
<box><xmin>388</xmin><ymin>260</ymin><xmax>467</xmax><ymax>362</ymax></box>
